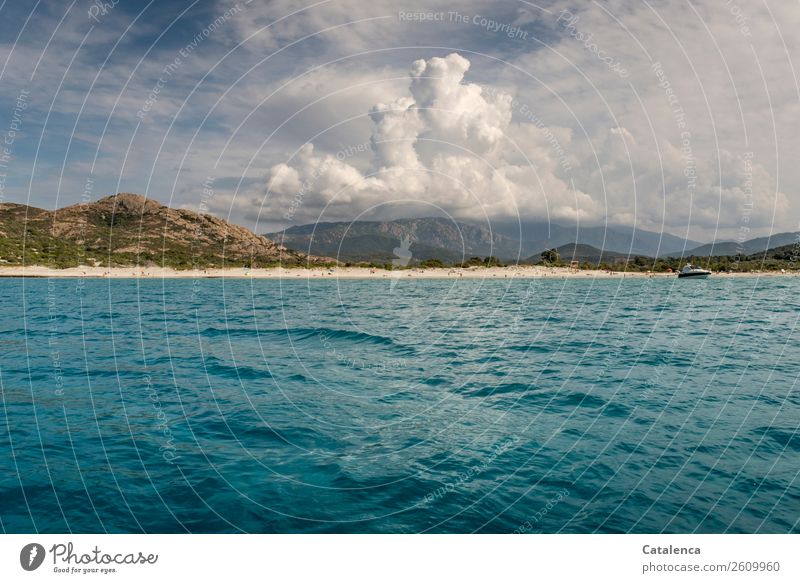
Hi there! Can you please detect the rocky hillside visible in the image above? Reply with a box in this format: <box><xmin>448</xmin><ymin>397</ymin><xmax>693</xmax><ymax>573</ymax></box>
<box><xmin>0</xmin><ymin>193</ymin><xmax>330</xmax><ymax>268</ymax></box>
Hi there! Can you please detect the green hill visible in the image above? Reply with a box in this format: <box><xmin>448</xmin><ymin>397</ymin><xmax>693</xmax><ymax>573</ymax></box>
<box><xmin>0</xmin><ymin>193</ymin><xmax>329</xmax><ymax>269</ymax></box>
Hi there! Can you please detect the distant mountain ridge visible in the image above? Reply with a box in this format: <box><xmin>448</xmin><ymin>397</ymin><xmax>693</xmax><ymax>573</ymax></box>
<box><xmin>669</xmin><ymin>231</ymin><xmax>800</xmax><ymax>258</ymax></box>
<box><xmin>481</xmin><ymin>220</ymin><xmax>702</xmax><ymax>258</ymax></box>
<box><xmin>0</xmin><ymin>193</ymin><xmax>328</xmax><ymax>268</ymax></box>
<box><xmin>268</xmin><ymin>218</ymin><xmax>521</xmax><ymax>263</ymax></box>
<box><xmin>267</xmin><ymin>217</ymin><xmax>703</xmax><ymax>263</ymax></box>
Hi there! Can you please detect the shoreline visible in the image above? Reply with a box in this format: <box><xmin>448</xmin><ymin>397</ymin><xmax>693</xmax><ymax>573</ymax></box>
<box><xmin>0</xmin><ymin>265</ymin><xmax>795</xmax><ymax>279</ymax></box>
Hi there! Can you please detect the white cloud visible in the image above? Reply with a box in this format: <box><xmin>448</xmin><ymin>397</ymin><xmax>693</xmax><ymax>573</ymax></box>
<box><xmin>1</xmin><ymin>0</ymin><xmax>796</xmax><ymax>242</ymax></box>
<box><xmin>242</xmin><ymin>52</ymin><xmax>589</xmax><ymax>228</ymax></box>
<box><xmin>211</xmin><ymin>0</ymin><xmax>796</xmax><ymax>240</ymax></box>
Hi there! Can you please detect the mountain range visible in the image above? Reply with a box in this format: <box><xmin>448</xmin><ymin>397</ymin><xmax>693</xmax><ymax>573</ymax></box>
<box><xmin>669</xmin><ymin>232</ymin><xmax>800</xmax><ymax>258</ymax></box>
<box><xmin>268</xmin><ymin>217</ymin><xmax>800</xmax><ymax>264</ymax></box>
<box><xmin>0</xmin><ymin>193</ymin><xmax>327</xmax><ymax>268</ymax></box>
<box><xmin>2</xmin><ymin>195</ymin><xmax>795</xmax><ymax>268</ymax></box>
<box><xmin>266</xmin><ymin>217</ymin><xmax>705</xmax><ymax>263</ymax></box>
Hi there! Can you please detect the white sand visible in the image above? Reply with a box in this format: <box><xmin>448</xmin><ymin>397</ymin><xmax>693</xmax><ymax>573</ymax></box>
<box><xmin>0</xmin><ymin>265</ymin><xmax>792</xmax><ymax>279</ymax></box>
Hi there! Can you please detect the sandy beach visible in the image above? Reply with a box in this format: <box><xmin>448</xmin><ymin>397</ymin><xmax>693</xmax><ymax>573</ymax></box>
<box><xmin>0</xmin><ymin>265</ymin><xmax>794</xmax><ymax>279</ymax></box>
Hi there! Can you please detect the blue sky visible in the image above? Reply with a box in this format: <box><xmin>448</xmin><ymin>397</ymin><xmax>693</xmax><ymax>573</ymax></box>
<box><xmin>0</xmin><ymin>0</ymin><xmax>798</xmax><ymax>242</ymax></box>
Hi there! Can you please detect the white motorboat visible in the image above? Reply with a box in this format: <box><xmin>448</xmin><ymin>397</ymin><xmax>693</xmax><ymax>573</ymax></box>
<box><xmin>677</xmin><ymin>264</ymin><xmax>711</xmax><ymax>279</ymax></box>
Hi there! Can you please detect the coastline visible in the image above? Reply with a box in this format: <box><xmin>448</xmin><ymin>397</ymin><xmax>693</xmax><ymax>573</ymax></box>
<box><xmin>0</xmin><ymin>265</ymin><xmax>795</xmax><ymax>279</ymax></box>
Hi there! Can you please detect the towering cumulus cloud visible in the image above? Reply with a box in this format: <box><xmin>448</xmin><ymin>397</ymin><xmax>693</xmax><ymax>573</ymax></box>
<box><xmin>265</xmin><ymin>53</ymin><xmax>586</xmax><ymax>225</ymax></box>
<box><xmin>263</xmin><ymin>51</ymin><xmax>784</xmax><ymax>233</ymax></box>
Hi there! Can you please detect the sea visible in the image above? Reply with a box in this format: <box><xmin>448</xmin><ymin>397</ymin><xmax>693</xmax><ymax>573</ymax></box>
<box><xmin>0</xmin><ymin>275</ymin><xmax>798</xmax><ymax>533</ymax></box>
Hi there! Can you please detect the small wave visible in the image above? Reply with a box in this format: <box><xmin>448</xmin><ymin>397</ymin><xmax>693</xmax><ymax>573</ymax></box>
<box><xmin>505</xmin><ymin>344</ymin><xmax>553</xmax><ymax>354</ymax></box>
<box><xmin>200</xmin><ymin>326</ymin><xmax>258</xmax><ymax>337</ymax></box>
<box><xmin>462</xmin><ymin>382</ymin><xmax>533</xmax><ymax>398</ymax></box>
<box><xmin>422</xmin><ymin>376</ymin><xmax>450</xmax><ymax>387</ymax></box>
<box><xmin>286</xmin><ymin>326</ymin><xmax>397</xmax><ymax>347</ymax></box>
<box><xmin>754</xmin><ymin>427</ymin><xmax>800</xmax><ymax>452</ymax></box>
<box><xmin>558</xmin><ymin>392</ymin><xmax>608</xmax><ymax>409</ymax></box>
<box><xmin>202</xmin><ymin>325</ymin><xmax>403</xmax><ymax>349</ymax></box>
<box><xmin>238</xmin><ymin>423</ymin><xmax>290</xmax><ymax>443</ymax></box>
<box><xmin>202</xmin><ymin>356</ymin><xmax>272</xmax><ymax>380</ymax></box>
<box><xmin>284</xmin><ymin>372</ymin><xmax>311</xmax><ymax>383</ymax></box>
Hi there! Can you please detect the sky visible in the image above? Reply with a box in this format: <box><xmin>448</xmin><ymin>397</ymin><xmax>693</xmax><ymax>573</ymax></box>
<box><xmin>0</xmin><ymin>0</ymin><xmax>798</xmax><ymax>242</ymax></box>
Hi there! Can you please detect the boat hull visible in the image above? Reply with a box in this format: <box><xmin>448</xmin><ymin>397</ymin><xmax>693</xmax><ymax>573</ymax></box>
<box><xmin>677</xmin><ymin>272</ymin><xmax>710</xmax><ymax>278</ymax></box>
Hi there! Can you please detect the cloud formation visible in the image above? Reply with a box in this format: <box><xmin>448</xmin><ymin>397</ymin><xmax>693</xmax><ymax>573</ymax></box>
<box><xmin>259</xmin><ymin>49</ymin><xmax>785</xmax><ymax>238</ymax></box>
<box><xmin>0</xmin><ymin>0</ymin><xmax>796</xmax><ymax>242</ymax></box>
<box><xmin>259</xmin><ymin>52</ymin><xmax>594</xmax><ymax>228</ymax></box>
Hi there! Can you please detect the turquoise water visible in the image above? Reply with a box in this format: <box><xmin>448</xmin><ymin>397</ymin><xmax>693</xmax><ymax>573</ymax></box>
<box><xmin>0</xmin><ymin>276</ymin><xmax>798</xmax><ymax>533</ymax></box>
